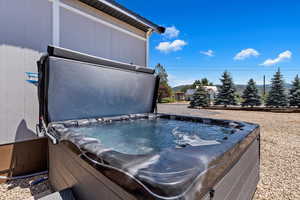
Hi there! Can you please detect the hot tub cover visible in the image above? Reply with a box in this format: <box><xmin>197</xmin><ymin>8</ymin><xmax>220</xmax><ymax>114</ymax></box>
<box><xmin>38</xmin><ymin>46</ymin><xmax>259</xmax><ymax>199</ymax></box>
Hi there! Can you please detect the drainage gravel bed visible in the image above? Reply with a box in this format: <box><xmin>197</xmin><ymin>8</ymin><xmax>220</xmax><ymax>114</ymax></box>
<box><xmin>1</xmin><ymin>104</ymin><xmax>299</xmax><ymax>200</ymax></box>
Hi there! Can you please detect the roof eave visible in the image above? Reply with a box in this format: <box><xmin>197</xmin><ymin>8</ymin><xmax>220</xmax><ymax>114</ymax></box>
<box><xmin>79</xmin><ymin>0</ymin><xmax>165</xmax><ymax>34</ymax></box>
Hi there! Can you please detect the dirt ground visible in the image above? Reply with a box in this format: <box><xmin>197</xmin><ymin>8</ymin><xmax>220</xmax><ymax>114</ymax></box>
<box><xmin>1</xmin><ymin>104</ymin><xmax>299</xmax><ymax>199</ymax></box>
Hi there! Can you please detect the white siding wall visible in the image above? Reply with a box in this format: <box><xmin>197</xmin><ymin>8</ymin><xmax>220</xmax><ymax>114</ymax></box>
<box><xmin>0</xmin><ymin>0</ymin><xmax>52</xmax><ymax>145</ymax></box>
<box><xmin>59</xmin><ymin>0</ymin><xmax>147</xmax><ymax>66</ymax></box>
<box><xmin>0</xmin><ymin>0</ymin><xmax>147</xmax><ymax>145</ymax></box>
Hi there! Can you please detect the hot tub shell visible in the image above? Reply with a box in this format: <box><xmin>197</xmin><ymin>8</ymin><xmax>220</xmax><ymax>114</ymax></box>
<box><xmin>38</xmin><ymin>46</ymin><xmax>260</xmax><ymax>200</ymax></box>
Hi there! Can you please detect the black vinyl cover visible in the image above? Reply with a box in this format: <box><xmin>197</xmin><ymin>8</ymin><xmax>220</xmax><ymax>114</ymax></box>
<box><xmin>38</xmin><ymin>46</ymin><xmax>159</xmax><ymax>123</ymax></box>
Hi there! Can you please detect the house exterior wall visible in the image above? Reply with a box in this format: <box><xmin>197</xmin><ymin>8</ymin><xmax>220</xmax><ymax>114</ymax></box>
<box><xmin>0</xmin><ymin>0</ymin><xmax>147</xmax><ymax>145</ymax></box>
<box><xmin>59</xmin><ymin>0</ymin><xmax>147</xmax><ymax>66</ymax></box>
<box><xmin>0</xmin><ymin>0</ymin><xmax>52</xmax><ymax>145</ymax></box>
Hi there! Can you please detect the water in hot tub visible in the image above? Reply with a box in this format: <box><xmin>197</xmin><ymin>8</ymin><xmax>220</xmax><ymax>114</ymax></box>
<box><xmin>69</xmin><ymin>118</ymin><xmax>234</xmax><ymax>155</ymax></box>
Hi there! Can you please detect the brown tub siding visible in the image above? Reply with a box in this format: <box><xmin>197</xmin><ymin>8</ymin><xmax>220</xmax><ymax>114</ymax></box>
<box><xmin>0</xmin><ymin>138</ymin><xmax>48</xmax><ymax>183</ymax></box>
<box><xmin>48</xmin><ymin>141</ymin><xmax>137</xmax><ymax>200</ymax></box>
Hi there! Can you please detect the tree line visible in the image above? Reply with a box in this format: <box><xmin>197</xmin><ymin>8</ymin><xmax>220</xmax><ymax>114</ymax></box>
<box><xmin>154</xmin><ymin>63</ymin><xmax>300</xmax><ymax>108</ymax></box>
<box><xmin>190</xmin><ymin>69</ymin><xmax>300</xmax><ymax>108</ymax></box>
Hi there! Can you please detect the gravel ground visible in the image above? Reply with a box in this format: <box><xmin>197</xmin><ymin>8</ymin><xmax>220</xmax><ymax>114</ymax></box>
<box><xmin>0</xmin><ymin>175</ymin><xmax>51</xmax><ymax>200</ymax></box>
<box><xmin>159</xmin><ymin>104</ymin><xmax>300</xmax><ymax>200</ymax></box>
<box><xmin>1</xmin><ymin>104</ymin><xmax>299</xmax><ymax>199</ymax></box>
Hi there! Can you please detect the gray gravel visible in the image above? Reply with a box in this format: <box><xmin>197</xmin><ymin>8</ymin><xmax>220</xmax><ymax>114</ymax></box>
<box><xmin>158</xmin><ymin>103</ymin><xmax>220</xmax><ymax>116</ymax></box>
<box><xmin>0</xmin><ymin>175</ymin><xmax>51</xmax><ymax>200</ymax></box>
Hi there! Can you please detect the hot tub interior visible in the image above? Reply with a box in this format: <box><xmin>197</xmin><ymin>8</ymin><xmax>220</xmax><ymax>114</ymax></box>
<box><xmin>67</xmin><ymin>117</ymin><xmax>235</xmax><ymax>155</ymax></box>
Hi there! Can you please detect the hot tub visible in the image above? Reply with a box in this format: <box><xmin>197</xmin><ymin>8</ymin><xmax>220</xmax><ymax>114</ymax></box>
<box><xmin>38</xmin><ymin>46</ymin><xmax>260</xmax><ymax>200</ymax></box>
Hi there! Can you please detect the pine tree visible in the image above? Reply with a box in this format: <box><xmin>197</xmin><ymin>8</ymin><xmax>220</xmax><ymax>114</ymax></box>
<box><xmin>155</xmin><ymin>63</ymin><xmax>172</xmax><ymax>103</ymax></box>
<box><xmin>192</xmin><ymin>80</ymin><xmax>201</xmax><ymax>89</ymax></box>
<box><xmin>190</xmin><ymin>85</ymin><xmax>210</xmax><ymax>108</ymax></box>
<box><xmin>266</xmin><ymin>69</ymin><xmax>288</xmax><ymax>107</ymax></box>
<box><xmin>155</xmin><ymin>63</ymin><xmax>168</xmax><ymax>84</ymax></box>
<box><xmin>192</xmin><ymin>78</ymin><xmax>213</xmax><ymax>88</ymax></box>
<box><xmin>242</xmin><ymin>79</ymin><xmax>261</xmax><ymax>107</ymax></box>
<box><xmin>200</xmin><ymin>78</ymin><xmax>213</xmax><ymax>86</ymax></box>
<box><xmin>289</xmin><ymin>75</ymin><xmax>300</xmax><ymax>107</ymax></box>
<box><xmin>215</xmin><ymin>71</ymin><xmax>237</xmax><ymax>107</ymax></box>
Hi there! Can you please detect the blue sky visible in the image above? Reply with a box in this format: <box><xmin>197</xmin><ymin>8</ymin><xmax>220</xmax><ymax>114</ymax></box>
<box><xmin>118</xmin><ymin>0</ymin><xmax>300</xmax><ymax>86</ymax></box>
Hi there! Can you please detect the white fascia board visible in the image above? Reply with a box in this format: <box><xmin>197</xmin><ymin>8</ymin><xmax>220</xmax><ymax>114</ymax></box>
<box><xmin>97</xmin><ymin>0</ymin><xmax>157</xmax><ymax>31</ymax></box>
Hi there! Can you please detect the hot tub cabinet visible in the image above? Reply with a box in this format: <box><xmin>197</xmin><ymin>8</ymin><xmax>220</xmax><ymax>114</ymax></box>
<box><xmin>38</xmin><ymin>46</ymin><xmax>260</xmax><ymax>200</ymax></box>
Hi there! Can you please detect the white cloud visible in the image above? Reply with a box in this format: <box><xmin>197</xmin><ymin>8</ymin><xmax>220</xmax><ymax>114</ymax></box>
<box><xmin>156</xmin><ymin>40</ymin><xmax>187</xmax><ymax>53</ymax></box>
<box><xmin>234</xmin><ymin>48</ymin><xmax>260</xmax><ymax>60</ymax></box>
<box><xmin>200</xmin><ymin>50</ymin><xmax>214</xmax><ymax>57</ymax></box>
<box><xmin>163</xmin><ymin>26</ymin><xmax>180</xmax><ymax>38</ymax></box>
<box><xmin>260</xmin><ymin>50</ymin><xmax>292</xmax><ymax>66</ymax></box>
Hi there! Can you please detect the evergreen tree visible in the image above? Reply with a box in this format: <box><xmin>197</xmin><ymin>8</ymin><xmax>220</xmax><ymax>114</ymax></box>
<box><xmin>155</xmin><ymin>63</ymin><xmax>168</xmax><ymax>84</ymax></box>
<box><xmin>190</xmin><ymin>85</ymin><xmax>210</xmax><ymax>108</ymax></box>
<box><xmin>191</xmin><ymin>78</ymin><xmax>213</xmax><ymax>88</ymax></box>
<box><xmin>155</xmin><ymin>63</ymin><xmax>172</xmax><ymax>103</ymax></box>
<box><xmin>289</xmin><ymin>75</ymin><xmax>300</xmax><ymax>107</ymax></box>
<box><xmin>241</xmin><ymin>79</ymin><xmax>261</xmax><ymax>107</ymax></box>
<box><xmin>191</xmin><ymin>80</ymin><xmax>201</xmax><ymax>89</ymax></box>
<box><xmin>266</xmin><ymin>69</ymin><xmax>288</xmax><ymax>107</ymax></box>
<box><xmin>200</xmin><ymin>78</ymin><xmax>213</xmax><ymax>86</ymax></box>
<box><xmin>215</xmin><ymin>71</ymin><xmax>237</xmax><ymax>107</ymax></box>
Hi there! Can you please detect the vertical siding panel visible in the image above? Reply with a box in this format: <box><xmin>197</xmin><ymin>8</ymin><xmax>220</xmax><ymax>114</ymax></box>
<box><xmin>110</xmin><ymin>29</ymin><xmax>121</xmax><ymax>63</ymax></box>
<box><xmin>59</xmin><ymin>1</ymin><xmax>146</xmax><ymax>66</ymax></box>
<box><xmin>3</xmin><ymin>1</ymin><xmax>27</xmax><ymax>143</ymax></box>
<box><xmin>23</xmin><ymin>49</ymin><xmax>41</xmax><ymax>134</ymax></box>
<box><xmin>94</xmin><ymin>20</ymin><xmax>111</xmax><ymax>59</ymax></box>
<box><xmin>0</xmin><ymin>45</ymin><xmax>7</xmax><ymax>142</ymax></box>
<box><xmin>110</xmin><ymin>29</ymin><xmax>147</xmax><ymax>66</ymax></box>
<box><xmin>23</xmin><ymin>0</ymin><xmax>52</xmax><ymax>134</ymax></box>
<box><xmin>0</xmin><ymin>0</ymin><xmax>6</xmax><ymax>140</ymax></box>
<box><xmin>6</xmin><ymin>46</ymin><xmax>26</xmax><ymax>143</ymax></box>
<box><xmin>60</xmin><ymin>7</ymin><xmax>95</xmax><ymax>55</ymax></box>
<box><xmin>0</xmin><ymin>0</ymin><xmax>52</xmax><ymax>144</ymax></box>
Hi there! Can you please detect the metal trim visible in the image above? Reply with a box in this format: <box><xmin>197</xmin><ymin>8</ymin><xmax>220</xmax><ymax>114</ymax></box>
<box><xmin>79</xmin><ymin>0</ymin><xmax>165</xmax><ymax>34</ymax></box>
